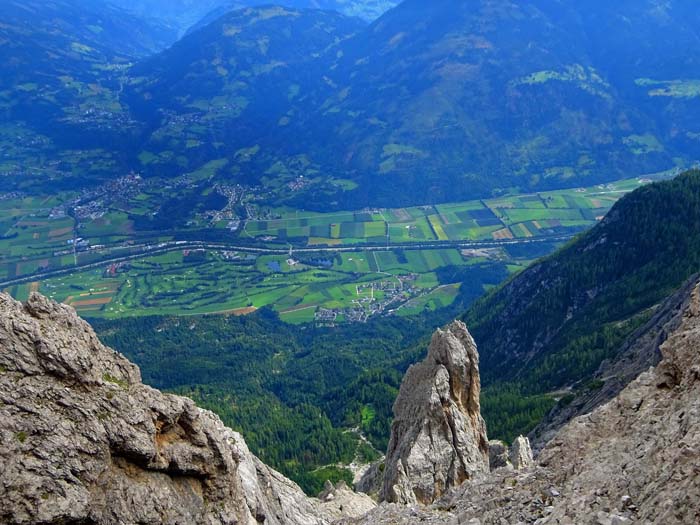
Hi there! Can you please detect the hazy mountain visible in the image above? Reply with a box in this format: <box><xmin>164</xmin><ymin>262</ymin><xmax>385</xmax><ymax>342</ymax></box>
<box><xmin>125</xmin><ymin>6</ymin><xmax>365</xmax><ymax>187</ymax></box>
<box><xmin>106</xmin><ymin>0</ymin><xmax>229</xmax><ymax>35</ymax></box>
<box><xmin>304</xmin><ymin>0</ymin><xmax>700</xmax><ymax>206</ymax></box>
<box><xmin>4</xmin><ymin>1</ymin><xmax>700</xmax><ymax>204</ymax></box>
<box><xmin>110</xmin><ymin>0</ymin><xmax>398</xmax><ymax>35</ymax></box>
<box><xmin>191</xmin><ymin>0</ymin><xmax>399</xmax><ymax>32</ymax></box>
<box><xmin>122</xmin><ymin>0</ymin><xmax>700</xmax><ymax>210</ymax></box>
<box><xmin>0</xmin><ymin>0</ymin><xmax>174</xmax><ymax>190</ymax></box>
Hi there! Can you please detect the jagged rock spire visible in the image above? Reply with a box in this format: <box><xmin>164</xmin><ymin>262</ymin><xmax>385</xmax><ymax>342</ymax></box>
<box><xmin>380</xmin><ymin>320</ymin><xmax>490</xmax><ymax>504</ymax></box>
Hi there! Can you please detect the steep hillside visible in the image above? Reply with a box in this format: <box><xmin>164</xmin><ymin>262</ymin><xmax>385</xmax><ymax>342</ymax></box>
<box><xmin>0</xmin><ymin>0</ymin><xmax>174</xmax><ymax>191</ymax></box>
<box><xmin>351</xmin><ymin>279</ymin><xmax>700</xmax><ymax>524</ymax></box>
<box><xmin>192</xmin><ymin>0</ymin><xmax>399</xmax><ymax>31</ymax></box>
<box><xmin>465</xmin><ymin>169</ymin><xmax>700</xmax><ymax>438</ymax></box>
<box><xmin>92</xmin><ymin>312</ymin><xmax>434</xmax><ymax>493</ymax></box>
<box><xmin>125</xmin><ymin>6</ymin><xmax>364</xmax><ymax>190</ymax></box>
<box><xmin>307</xmin><ymin>0</ymin><xmax>700</xmax><ymax>206</ymax></box>
<box><xmin>530</xmin><ymin>274</ymin><xmax>699</xmax><ymax>448</ymax></box>
<box><xmin>123</xmin><ymin>0</ymin><xmax>700</xmax><ymax>209</ymax></box>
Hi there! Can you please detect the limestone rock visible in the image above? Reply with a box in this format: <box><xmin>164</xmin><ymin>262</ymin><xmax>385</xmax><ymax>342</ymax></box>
<box><xmin>379</xmin><ymin>321</ymin><xmax>489</xmax><ymax>505</ymax></box>
<box><xmin>529</xmin><ymin>274</ymin><xmax>699</xmax><ymax>450</ymax></box>
<box><xmin>535</xmin><ymin>281</ymin><xmax>700</xmax><ymax>523</ymax></box>
<box><xmin>509</xmin><ymin>435</ymin><xmax>533</xmax><ymax>470</ymax></box>
<box><xmin>355</xmin><ymin>459</ymin><xmax>383</xmax><ymax>497</ymax></box>
<box><xmin>345</xmin><ymin>281</ymin><xmax>700</xmax><ymax>524</ymax></box>
<box><xmin>0</xmin><ymin>293</ymin><xmax>340</xmax><ymax>525</ymax></box>
<box><xmin>317</xmin><ymin>480</ymin><xmax>376</xmax><ymax>520</ymax></box>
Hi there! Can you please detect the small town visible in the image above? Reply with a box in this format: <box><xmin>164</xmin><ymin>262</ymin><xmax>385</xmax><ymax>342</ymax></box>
<box><xmin>314</xmin><ymin>274</ymin><xmax>421</xmax><ymax>324</ymax></box>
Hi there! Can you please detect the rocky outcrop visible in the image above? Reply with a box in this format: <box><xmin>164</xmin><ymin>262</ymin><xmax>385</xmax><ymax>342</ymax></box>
<box><xmin>0</xmin><ymin>293</ymin><xmax>373</xmax><ymax>524</ymax></box>
<box><xmin>530</xmin><ymin>274</ymin><xmax>699</xmax><ymax>450</ymax></box>
<box><xmin>379</xmin><ymin>321</ymin><xmax>489</xmax><ymax>505</ymax></box>
<box><xmin>6</xmin><ymin>281</ymin><xmax>700</xmax><ymax>525</ymax></box>
<box><xmin>487</xmin><ymin>437</ymin><xmax>533</xmax><ymax>472</ymax></box>
<box><xmin>487</xmin><ymin>440</ymin><xmax>511</xmax><ymax>470</ymax></box>
<box><xmin>318</xmin><ymin>481</ymin><xmax>376</xmax><ymax>520</ymax></box>
<box><xmin>355</xmin><ymin>460</ymin><xmax>383</xmax><ymax>497</ymax></box>
<box><xmin>509</xmin><ymin>435</ymin><xmax>533</xmax><ymax>470</ymax></box>
<box><xmin>345</xmin><ymin>281</ymin><xmax>700</xmax><ymax>524</ymax></box>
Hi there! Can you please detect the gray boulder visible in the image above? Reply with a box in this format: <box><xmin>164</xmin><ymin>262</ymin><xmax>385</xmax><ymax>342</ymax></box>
<box><xmin>509</xmin><ymin>435</ymin><xmax>534</xmax><ymax>470</ymax></box>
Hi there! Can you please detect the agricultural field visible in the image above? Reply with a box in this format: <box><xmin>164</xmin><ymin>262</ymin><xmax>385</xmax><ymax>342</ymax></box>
<box><xmin>6</xmin><ymin>246</ymin><xmax>521</xmax><ymax>324</ymax></box>
<box><xmin>0</xmin><ymin>174</ymin><xmax>667</xmax><ymax>323</ymax></box>
<box><xmin>242</xmin><ymin>177</ymin><xmax>650</xmax><ymax>246</ymax></box>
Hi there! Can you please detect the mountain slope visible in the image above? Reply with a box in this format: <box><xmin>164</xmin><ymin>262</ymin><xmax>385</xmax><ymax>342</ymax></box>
<box><xmin>463</xmin><ymin>169</ymin><xmax>700</xmax><ymax>437</ymax></box>
<box><xmin>0</xmin><ymin>0</ymin><xmax>174</xmax><ymax>191</ymax></box>
<box><xmin>529</xmin><ymin>274</ymin><xmax>699</xmax><ymax>448</ymax></box>
<box><xmin>306</xmin><ymin>0</ymin><xmax>700</xmax><ymax>206</ymax></box>
<box><xmin>351</xmin><ymin>279</ymin><xmax>700</xmax><ymax>524</ymax></box>
<box><xmin>125</xmin><ymin>6</ymin><xmax>364</xmax><ymax>188</ymax></box>
<box><xmin>192</xmin><ymin>0</ymin><xmax>399</xmax><ymax>31</ymax></box>
<box><xmin>123</xmin><ymin>0</ymin><xmax>700</xmax><ymax>209</ymax></box>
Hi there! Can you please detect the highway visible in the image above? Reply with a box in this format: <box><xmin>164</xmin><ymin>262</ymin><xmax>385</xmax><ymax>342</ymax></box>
<box><xmin>0</xmin><ymin>234</ymin><xmax>573</xmax><ymax>288</ymax></box>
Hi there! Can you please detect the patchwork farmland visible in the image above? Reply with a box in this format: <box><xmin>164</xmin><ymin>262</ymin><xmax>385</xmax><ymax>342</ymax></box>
<box><xmin>0</xmin><ymin>175</ymin><xmax>662</xmax><ymax>322</ymax></box>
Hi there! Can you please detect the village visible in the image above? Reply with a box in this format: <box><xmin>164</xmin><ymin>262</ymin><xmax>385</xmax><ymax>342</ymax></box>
<box><xmin>314</xmin><ymin>274</ymin><xmax>420</xmax><ymax>324</ymax></box>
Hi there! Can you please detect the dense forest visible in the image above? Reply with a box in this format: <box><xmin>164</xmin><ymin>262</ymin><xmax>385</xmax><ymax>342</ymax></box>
<box><xmin>465</xmin><ymin>169</ymin><xmax>700</xmax><ymax>427</ymax></box>
<box><xmin>93</xmin><ymin>264</ymin><xmax>555</xmax><ymax>494</ymax></box>
<box><xmin>95</xmin><ymin>311</ymin><xmax>427</xmax><ymax>493</ymax></box>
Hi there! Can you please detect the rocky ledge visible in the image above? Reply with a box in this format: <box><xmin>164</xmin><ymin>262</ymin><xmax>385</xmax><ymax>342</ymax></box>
<box><xmin>0</xmin><ymin>293</ymin><xmax>374</xmax><ymax>524</ymax></box>
<box><xmin>4</xmin><ymin>282</ymin><xmax>700</xmax><ymax>525</ymax></box>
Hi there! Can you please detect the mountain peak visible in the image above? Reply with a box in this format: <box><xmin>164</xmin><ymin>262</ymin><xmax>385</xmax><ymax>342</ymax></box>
<box><xmin>380</xmin><ymin>320</ymin><xmax>490</xmax><ymax>505</ymax></box>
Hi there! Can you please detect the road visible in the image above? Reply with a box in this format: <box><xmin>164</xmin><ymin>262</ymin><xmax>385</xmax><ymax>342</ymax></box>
<box><xmin>0</xmin><ymin>234</ymin><xmax>573</xmax><ymax>288</ymax></box>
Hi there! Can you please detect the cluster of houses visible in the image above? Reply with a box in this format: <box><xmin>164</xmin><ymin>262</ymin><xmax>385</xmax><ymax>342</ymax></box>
<box><xmin>314</xmin><ymin>274</ymin><xmax>420</xmax><ymax>324</ymax></box>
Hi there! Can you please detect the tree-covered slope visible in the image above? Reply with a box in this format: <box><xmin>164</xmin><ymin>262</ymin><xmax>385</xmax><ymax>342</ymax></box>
<box><xmin>0</xmin><ymin>0</ymin><xmax>174</xmax><ymax>191</ymax></box>
<box><xmin>464</xmin><ymin>169</ymin><xmax>700</xmax><ymax>435</ymax></box>
<box><xmin>122</xmin><ymin>0</ymin><xmax>700</xmax><ymax>209</ymax></box>
<box><xmin>305</xmin><ymin>0</ymin><xmax>700</xmax><ymax>207</ymax></box>
<box><xmin>124</xmin><ymin>6</ymin><xmax>364</xmax><ymax>188</ymax></box>
<box><xmin>92</xmin><ymin>312</ymin><xmax>431</xmax><ymax>494</ymax></box>
<box><xmin>191</xmin><ymin>0</ymin><xmax>399</xmax><ymax>31</ymax></box>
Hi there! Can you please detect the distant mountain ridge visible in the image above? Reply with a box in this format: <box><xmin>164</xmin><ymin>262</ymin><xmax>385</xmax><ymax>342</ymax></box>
<box><xmin>123</xmin><ymin>0</ymin><xmax>700</xmax><ymax>209</ymax></box>
<box><xmin>107</xmin><ymin>0</ymin><xmax>399</xmax><ymax>36</ymax></box>
<box><xmin>3</xmin><ymin>0</ymin><xmax>700</xmax><ymax>208</ymax></box>
<box><xmin>190</xmin><ymin>0</ymin><xmax>400</xmax><ymax>33</ymax></box>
